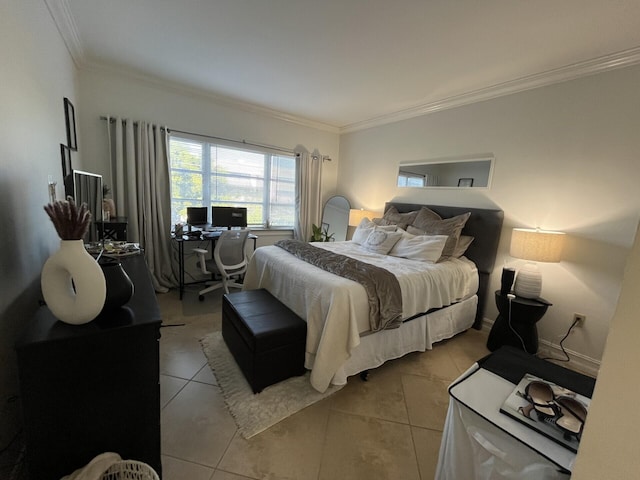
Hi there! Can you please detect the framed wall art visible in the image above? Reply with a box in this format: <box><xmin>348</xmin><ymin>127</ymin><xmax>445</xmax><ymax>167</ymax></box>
<box><xmin>60</xmin><ymin>144</ymin><xmax>72</xmax><ymax>177</ymax></box>
<box><xmin>64</xmin><ymin>97</ymin><xmax>77</xmax><ymax>151</ymax></box>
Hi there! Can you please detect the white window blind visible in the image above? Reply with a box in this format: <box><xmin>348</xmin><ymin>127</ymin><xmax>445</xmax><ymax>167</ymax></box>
<box><xmin>169</xmin><ymin>134</ymin><xmax>295</xmax><ymax>227</ymax></box>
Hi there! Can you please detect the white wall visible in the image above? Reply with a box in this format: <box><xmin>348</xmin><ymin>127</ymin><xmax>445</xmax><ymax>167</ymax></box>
<box><xmin>0</xmin><ymin>0</ymin><xmax>78</xmax><ymax>448</ymax></box>
<box><xmin>76</xmin><ymin>68</ymin><xmax>341</xmax><ymax>204</ymax></box>
<box><xmin>572</xmin><ymin>221</ymin><xmax>640</xmax><ymax>477</ymax></box>
<box><xmin>338</xmin><ymin>65</ymin><xmax>640</xmax><ymax>369</ymax></box>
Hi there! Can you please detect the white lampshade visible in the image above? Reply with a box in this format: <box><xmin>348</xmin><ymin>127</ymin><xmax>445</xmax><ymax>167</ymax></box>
<box><xmin>348</xmin><ymin>208</ymin><xmax>377</xmax><ymax>227</ymax></box>
<box><xmin>510</xmin><ymin>228</ymin><xmax>565</xmax><ymax>299</ymax></box>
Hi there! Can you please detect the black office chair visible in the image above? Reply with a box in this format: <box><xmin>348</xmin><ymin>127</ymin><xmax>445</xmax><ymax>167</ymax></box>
<box><xmin>194</xmin><ymin>230</ymin><xmax>250</xmax><ymax>300</ymax></box>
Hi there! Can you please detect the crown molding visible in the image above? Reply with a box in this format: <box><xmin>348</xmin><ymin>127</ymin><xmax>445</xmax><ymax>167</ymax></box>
<box><xmin>44</xmin><ymin>2</ymin><xmax>640</xmax><ymax>136</ymax></box>
<box><xmin>44</xmin><ymin>0</ymin><xmax>85</xmax><ymax>66</ymax></box>
<box><xmin>340</xmin><ymin>46</ymin><xmax>640</xmax><ymax>134</ymax></box>
<box><xmin>79</xmin><ymin>60</ymin><xmax>340</xmax><ymax>134</ymax></box>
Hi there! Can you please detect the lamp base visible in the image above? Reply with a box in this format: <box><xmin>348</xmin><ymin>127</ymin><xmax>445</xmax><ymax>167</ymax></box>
<box><xmin>513</xmin><ymin>263</ymin><xmax>542</xmax><ymax>299</ymax></box>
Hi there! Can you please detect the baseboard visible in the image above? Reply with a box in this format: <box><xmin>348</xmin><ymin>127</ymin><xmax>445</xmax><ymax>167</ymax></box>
<box><xmin>536</xmin><ymin>340</ymin><xmax>600</xmax><ymax>378</ymax></box>
<box><xmin>480</xmin><ymin>317</ymin><xmax>601</xmax><ymax>378</ymax></box>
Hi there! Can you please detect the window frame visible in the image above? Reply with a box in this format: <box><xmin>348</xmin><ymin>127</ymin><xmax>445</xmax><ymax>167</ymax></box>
<box><xmin>168</xmin><ymin>132</ymin><xmax>296</xmax><ymax>228</ymax></box>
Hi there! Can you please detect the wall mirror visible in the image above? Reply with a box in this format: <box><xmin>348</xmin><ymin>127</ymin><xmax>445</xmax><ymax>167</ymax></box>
<box><xmin>397</xmin><ymin>154</ymin><xmax>494</xmax><ymax>188</ymax></box>
<box><xmin>321</xmin><ymin>195</ymin><xmax>351</xmax><ymax>241</ymax></box>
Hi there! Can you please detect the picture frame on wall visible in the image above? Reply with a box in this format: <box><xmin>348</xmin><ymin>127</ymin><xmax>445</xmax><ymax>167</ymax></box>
<box><xmin>64</xmin><ymin>97</ymin><xmax>77</xmax><ymax>151</ymax></box>
<box><xmin>60</xmin><ymin>144</ymin><xmax>72</xmax><ymax>177</ymax></box>
<box><xmin>458</xmin><ymin>177</ymin><xmax>474</xmax><ymax>187</ymax></box>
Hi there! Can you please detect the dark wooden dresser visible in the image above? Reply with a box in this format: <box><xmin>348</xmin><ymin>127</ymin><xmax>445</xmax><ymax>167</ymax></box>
<box><xmin>15</xmin><ymin>255</ymin><xmax>162</xmax><ymax>480</ymax></box>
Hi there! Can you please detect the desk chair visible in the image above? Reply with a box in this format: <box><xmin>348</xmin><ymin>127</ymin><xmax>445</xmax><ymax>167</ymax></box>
<box><xmin>194</xmin><ymin>230</ymin><xmax>250</xmax><ymax>300</ymax></box>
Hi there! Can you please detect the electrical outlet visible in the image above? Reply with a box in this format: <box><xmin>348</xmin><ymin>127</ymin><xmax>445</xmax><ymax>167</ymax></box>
<box><xmin>573</xmin><ymin>313</ymin><xmax>586</xmax><ymax>327</ymax></box>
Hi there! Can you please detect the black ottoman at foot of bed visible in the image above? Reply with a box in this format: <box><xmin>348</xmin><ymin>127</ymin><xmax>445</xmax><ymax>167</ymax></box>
<box><xmin>222</xmin><ymin>289</ymin><xmax>307</xmax><ymax>393</ymax></box>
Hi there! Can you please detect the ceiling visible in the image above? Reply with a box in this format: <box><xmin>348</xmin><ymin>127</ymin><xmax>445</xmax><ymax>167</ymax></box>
<box><xmin>55</xmin><ymin>0</ymin><xmax>640</xmax><ymax>132</ymax></box>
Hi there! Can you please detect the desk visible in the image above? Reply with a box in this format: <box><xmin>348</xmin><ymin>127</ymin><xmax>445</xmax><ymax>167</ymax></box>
<box><xmin>172</xmin><ymin>231</ymin><xmax>257</xmax><ymax>299</ymax></box>
<box><xmin>436</xmin><ymin>346</ymin><xmax>595</xmax><ymax>479</ymax></box>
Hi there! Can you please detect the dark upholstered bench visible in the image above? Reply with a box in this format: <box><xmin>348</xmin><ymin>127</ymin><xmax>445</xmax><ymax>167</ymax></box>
<box><xmin>222</xmin><ymin>289</ymin><xmax>307</xmax><ymax>393</ymax></box>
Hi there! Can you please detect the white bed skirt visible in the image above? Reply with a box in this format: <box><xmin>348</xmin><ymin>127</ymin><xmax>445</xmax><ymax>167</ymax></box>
<box><xmin>329</xmin><ymin>295</ymin><xmax>478</xmax><ymax>386</ymax></box>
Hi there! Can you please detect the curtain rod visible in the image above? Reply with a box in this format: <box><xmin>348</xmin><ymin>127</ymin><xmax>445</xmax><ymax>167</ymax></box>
<box><xmin>167</xmin><ymin>127</ymin><xmax>295</xmax><ymax>155</ymax></box>
<box><xmin>100</xmin><ymin>117</ymin><xmax>333</xmax><ymax>159</ymax></box>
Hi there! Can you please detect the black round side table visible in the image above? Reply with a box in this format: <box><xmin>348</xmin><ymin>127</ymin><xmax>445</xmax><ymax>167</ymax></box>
<box><xmin>486</xmin><ymin>290</ymin><xmax>552</xmax><ymax>354</ymax></box>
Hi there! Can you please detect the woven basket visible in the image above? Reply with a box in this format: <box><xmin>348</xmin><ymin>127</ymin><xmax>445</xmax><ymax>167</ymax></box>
<box><xmin>100</xmin><ymin>460</ymin><xmax>159</xmax><ymax>480</ymax></box>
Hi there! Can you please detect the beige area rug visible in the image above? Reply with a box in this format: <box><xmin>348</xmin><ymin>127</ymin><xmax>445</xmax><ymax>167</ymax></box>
<box><xmin>200</xmin><ymin>331</ymin><xmax>343</xmax><ymax>439</ymax></box>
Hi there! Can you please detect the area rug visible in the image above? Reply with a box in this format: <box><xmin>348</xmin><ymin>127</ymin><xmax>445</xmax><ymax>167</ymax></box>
<box><xmin>200</xmin><ymin>331</ymin><xmax>343</xmax><ymax>438</ymax></box>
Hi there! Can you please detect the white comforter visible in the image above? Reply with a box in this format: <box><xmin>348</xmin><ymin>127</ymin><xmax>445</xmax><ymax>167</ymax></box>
<box><xmin>242</xmin><ymin>241</ymin><xmax>478</xmax><ymax>392</ymax></box>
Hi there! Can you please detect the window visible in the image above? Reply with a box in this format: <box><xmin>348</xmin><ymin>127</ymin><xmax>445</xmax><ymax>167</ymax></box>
<box><xmin>169</xmin><ymin>134</ymin><xmax>296</xmax><ymax>228</ymax></box>
<box><xmin>397</xmin><ymin>171</ymin><xmax>426</xmax><ymax>187</ymax></box>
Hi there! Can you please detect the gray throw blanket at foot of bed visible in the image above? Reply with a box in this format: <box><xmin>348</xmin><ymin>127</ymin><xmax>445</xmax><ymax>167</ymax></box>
<box><xmin>275</xmin><ymin>239</ymin><xmax>402</xmax><ymax>331</ymax></box>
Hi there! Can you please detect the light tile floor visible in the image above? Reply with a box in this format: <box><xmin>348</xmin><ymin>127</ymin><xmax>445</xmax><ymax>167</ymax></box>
<box><xmin>157</xmin><ymin>287</ymin><xmax>490</xmax><ymax>480</ymax></box>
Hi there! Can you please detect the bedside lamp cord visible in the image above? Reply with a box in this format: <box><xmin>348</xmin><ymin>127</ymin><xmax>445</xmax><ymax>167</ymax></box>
<box><xmin>507</xmin><ymin>294</ymin><xmax>529</xmax><ymax>354</ymax></box>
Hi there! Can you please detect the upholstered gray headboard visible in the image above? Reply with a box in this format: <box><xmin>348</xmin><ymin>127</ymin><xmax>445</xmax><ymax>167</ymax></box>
<box><xmin>385</xmin><ymin>202</ymin><xmax>504</xmax><ymax>329</ymax></box>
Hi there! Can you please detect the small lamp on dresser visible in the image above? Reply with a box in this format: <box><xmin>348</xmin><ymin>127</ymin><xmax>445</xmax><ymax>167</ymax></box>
<box><xmin>510</xmin><ymin>228</ymin><xmax>565</xmax><ymax>299</ymax></box>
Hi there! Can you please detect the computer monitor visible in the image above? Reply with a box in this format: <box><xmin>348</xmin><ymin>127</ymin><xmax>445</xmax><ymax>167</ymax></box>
<box><xmin>212</xmin><ymin>206</ymin><xmax>247</xmax><ymax>229</ymax></box>
<box><xmin>70</xmin><ymin>169</ymin><xmax>103</xmax><ymax>243</ymax></box>
<box><xmin>186</xmin><ymin>207</ymin><xmax>208</xmax><ymax>226</ymax></box>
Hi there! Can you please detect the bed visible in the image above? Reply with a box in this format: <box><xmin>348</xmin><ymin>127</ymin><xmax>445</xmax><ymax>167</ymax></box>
<box><xmin>243</xmin><ymin>202</ymin><xmax>504</xmax><ymax>392</ymax></box>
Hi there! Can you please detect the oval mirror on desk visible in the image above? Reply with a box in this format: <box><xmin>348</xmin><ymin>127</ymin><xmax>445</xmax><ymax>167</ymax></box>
<box><xmin>321</xmin><ymin>195</ymin><xmax>351</xmax><ymax>242</ymax></box>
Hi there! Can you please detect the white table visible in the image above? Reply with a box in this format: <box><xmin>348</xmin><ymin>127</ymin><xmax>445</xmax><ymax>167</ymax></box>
<box><xmin>435</xmin><ymin>364</ymin><xmax>576</xmax><ymax>480</ymax></box>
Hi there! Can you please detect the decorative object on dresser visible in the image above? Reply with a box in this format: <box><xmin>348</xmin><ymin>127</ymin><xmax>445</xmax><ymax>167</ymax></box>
<box><xmin>41</xmin><ymin>198</ymin><xmax>106</xmax><ymax>325</ymax></box>
<box><xmin>99</xmin><ymin>257</ymin><xmax>135</xmax><ymax>312</ymax></box>
<box><xmin>510</xmin><ymin>228</ymin><xmax>565</xmax><ymax>299</ymax></box>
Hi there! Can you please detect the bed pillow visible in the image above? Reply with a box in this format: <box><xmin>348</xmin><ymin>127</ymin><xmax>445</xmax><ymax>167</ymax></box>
<box><xmin>362</xmin><ymin>228</ymin><xmax>403</xmax><ymax>255</ymax></box>
<box><xmin>451</xmin><ymin>235</ymin><xmax>474</xmax><ymax>258</ymax></box>
<box><xmin>389</xmin><ymin>230</ymin><xmax>448</xmax><ymax>262</ymax></box>
<box><xmin>373</xmin><ymin>206</ymin><xmax>419</xmax><ymax>230</ymax></box>
<box><xmin>413</xmin><ymin>206</ymin><xmax>442</xmax><ymax>223</ymax></box>
<box><xmin>351</xmin><ymin>218</ymin><xmax>376</xmax><ymax>244</ymax></box>
<box><xmin>352</xmin><ymin>218</ymin><xmax>396</xmax><ymax>244</ymax></box>
<box><xmin>407</xmin><ymin>211</ymin><xmax>471</xmax><ymax>259</ymax></box>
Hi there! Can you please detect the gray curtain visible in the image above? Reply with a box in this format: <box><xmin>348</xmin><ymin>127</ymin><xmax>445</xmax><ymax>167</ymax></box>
<box><xmin>294</xmin><ymin>148</ymin><xmax>323</xmax><ymax>242</ymax></box>
<box><xmin>105</xmin><ymin>116</ymin><xmax>176</xmax><ymax>291</ymax></box>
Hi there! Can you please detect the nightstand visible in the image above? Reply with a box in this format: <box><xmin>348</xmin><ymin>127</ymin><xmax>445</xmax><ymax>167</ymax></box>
<box><xmin>486</xmin><ymin>290</ymin><xmax>551</xmax><ymax>353</ymax></box>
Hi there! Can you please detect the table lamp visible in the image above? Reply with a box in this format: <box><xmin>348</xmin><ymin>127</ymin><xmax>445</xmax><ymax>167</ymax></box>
<box><xmin>348</xmin><ymin>208</ymin><xmax>377</xmax><ymax>227</ymax></box>
<box><xmin>510</xmin><ymin>228</ymin><xmax>565</xmax><ymax>299</ymax></box>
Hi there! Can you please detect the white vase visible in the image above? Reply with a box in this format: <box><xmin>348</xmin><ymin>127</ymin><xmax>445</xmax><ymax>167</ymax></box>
<box><xmin>41</xmin><ymin>240</ymin><xmax>107</xmax><ymax>324</ymax></box>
